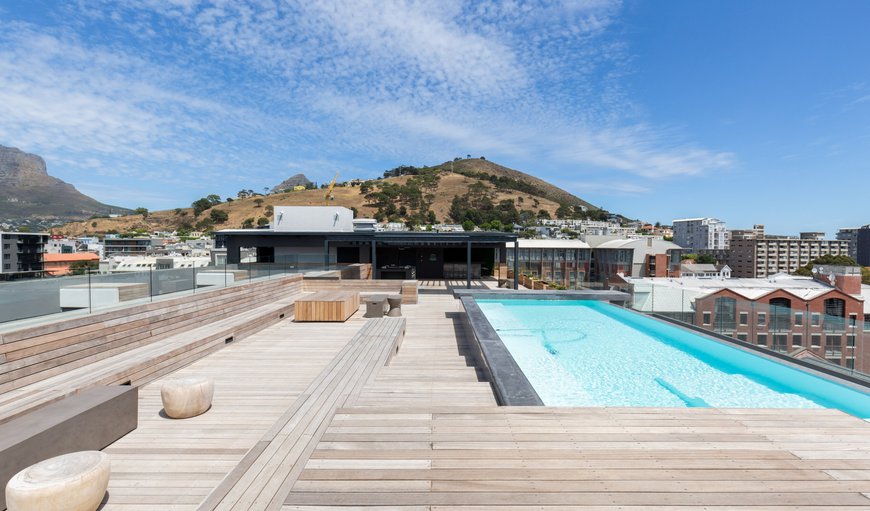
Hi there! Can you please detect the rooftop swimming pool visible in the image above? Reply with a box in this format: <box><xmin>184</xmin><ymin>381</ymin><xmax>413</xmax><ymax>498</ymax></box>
<box><xmin>476</xmin><ymin>299</ymin><xmax>870</xmax><ymax>418</ymax></box>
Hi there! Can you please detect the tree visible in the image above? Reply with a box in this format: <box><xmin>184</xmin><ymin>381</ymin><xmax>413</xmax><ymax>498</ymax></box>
<box><xmin>427</xmin><ymin>210</ymin><xmax>437</xmax><ymax>224</ymax></box>
<box><xmin>462</xmin><ymin>220</ymin><xmax>475</xmax><ymax>231</ymax></box>
<box><xmin>793</xmin><ymin>254</ymin><xmax>859</xmax><ymax>276</ymax></box>
<box><xmin>264</xmin><ymin>205</ymin><xmax>274</xmax><ymax>217</ymax></box>
<box><xmin>68</xmin><ymin>260</ymin><xmax>98</xmax><ymax>275</ymax></box>
<box><xmin>209</xmin><ymin>209</ymin><xmax>229</xmax><ymax>223</ymax></box>
<box><xmin>135</xmin><ymin>207</ymin><xmax>148</xmax><ymax>218</ymax></box>
<box><xmin>253</xmin><ymin>198</ymin><xmax>264</xmax><ymax>208</ymax></box>
<box><xmin>174</xmin><ymin>208</ymin><xmax>183</xmax><ymax>215</ymax></box>
<box><xmin>537</xmin><ymin>209</ymin><xmax>551</xmax><ymax>220</ymax></box>
<box><xmin>697</xmin><ymin>254</ymin><xmax>717</xmax><ymax>264</ymax></box>
<box><xmin>242</xmin><ymin>217</ymin><xmax>255</xmax><ymax>229</ymax></box>
<box><xmin>191</xmin><ymin>198</ymin><xmax>213</xmax><ymax>216</ymax></box>
<box><xmin>91</xmin><ymin>222</ymin><xmax>97</xmax><ymax>228</ymax></box>
<box><xmin>205</xmin><ymin>194</ymin><xmax>222</xmax><ymax>205</ymax></box>
<box><xmin>257</xmin><ymin>217</ymin><xmax>269</xmax><ymax>227</ymax></box>
<box><xmin>350</xmin><ymin>206</ymin><xmax>358</xmax><ymax>218</ymax></box>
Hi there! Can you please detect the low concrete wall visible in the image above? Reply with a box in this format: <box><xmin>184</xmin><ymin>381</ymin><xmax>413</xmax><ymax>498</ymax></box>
<box><xmin>0</xmin><ymin>386</ymin><xmax>137</xmax><ymax>509</ymax></box>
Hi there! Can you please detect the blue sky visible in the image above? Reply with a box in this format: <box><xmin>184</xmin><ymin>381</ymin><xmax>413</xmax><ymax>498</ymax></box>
<box><xmin>0</xmin><ymin>1</ymin><xmax>868</xmax><ymax>235</ymax></box>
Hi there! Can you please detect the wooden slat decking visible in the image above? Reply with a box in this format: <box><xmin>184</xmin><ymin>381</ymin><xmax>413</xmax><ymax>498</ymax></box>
<box><xmin>101</xmin><ymin>314</ymin><xmax>366</xmax><ymax>510</ymax></box>
<box><xmin>286</xmin><ymin>406</ymin><xmax>870</xmax><ymax>509</ymax></box>
<box><xmin>93</xmin><ymin>283</ymin><xmax>870</xmax><ymax>510</ymax></box>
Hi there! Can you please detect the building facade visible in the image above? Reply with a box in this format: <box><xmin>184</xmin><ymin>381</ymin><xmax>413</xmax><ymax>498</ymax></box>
<box><xmin>103</xmin><ymin>237</ymin><xmax>155</xmax><ymax>256</ymax></box>
<box><xmin>836</xmin><ymin>226</ymin><xmax>861</xmax><ymax>261</ymax></box>
<box><xmin>672</xmin><ymin>218</ymin><xmax>729</xmax><ymax>252</ymax></box>
<box><xmin>856</xmin><ymin>226</ymin><xmax>870</xmax><ymax>267</ymax></box>
<box><xmin>726</xmin><ymin>237</ymin><xmax>852</xmax><ymax>278</ymax></box>
<box><xmin>590</xmin><ymin>237</ymin><xmax>683</xmax><ymax>283</ymax></box>
<box><xmin>693</xmin><ymin>269</ymin><xmax>868</xmax><ymax>372</ymax></box>
<box><xmin>505</xmin><ymin>240</ymin><xmax>591</xmax><ymax>289</ymax></box>
<box><xmin>0</xmin><ymin>232</ymin><xmax>48</xmax><ymax>279</ymax></box>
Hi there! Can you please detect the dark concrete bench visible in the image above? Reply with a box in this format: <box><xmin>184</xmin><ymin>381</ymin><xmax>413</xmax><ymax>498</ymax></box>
<box><xmin>0</xmin><ymin>385</ymin><xmax>137</xmax><ymax>510</ymax></box>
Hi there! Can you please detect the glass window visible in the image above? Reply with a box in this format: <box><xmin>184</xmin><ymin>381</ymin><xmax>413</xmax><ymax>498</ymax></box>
<box><xmin>847</xmin><ymin>335</ymin><xmax>856</xmax><ymax>348</ymax></box>
<box><xmin>757</xmin><ymin>312</ymin><xmax>766</xmax><ymax>327</ymax></box>
<box><xmin>811</xmin><ymin>334</ymin><xmax>821</xmax><ymax>347</ymax></box>
<box><xmin>714</xmin><ymin>297</ymin><xmax>737</xmax><ymax>330</ymax></box>
<box><xmin>702</xmin><ymin>312</ymin><xmax>711</xmax><ymax>325</ymax></box>
<box><xmin>811</xmin><ymin>313</ymin><xmax>820</xmax><ymax>326</ymax></box>
<box><xmin>769</xmin><ymin>298</ymin><xmax>791</xmax><ymax>330</ymax></box>
<box><xmin>792</xmin><ymin>334</ymin><xmax>802</xmax><ymax>347</ymax></box>
<box><xmin>825</xmin><ymin>335</ymin><xmax>842</xmax><ymax>357</ymax></box>
<box><xmin>794</xmin><ymin>312</ymin><xmax>803</xmax><ymax>326</ymax></box>
<box><xmin>773</xmin><ymin>334</ymin><xmax>788</xmax><ymax>352</ymax></box>
<box><xmin>737</xmin><ymin>333</ymin><xmax>748</xmax><ymax>341</ymax></box>
<box><xmin>739</xmin><ymin>312</ymin><xmax>748</xmax><ymax>326</ymax></box>
<box><xmin>757</xmin><ymin>333</ymin><xmax>767</xmax><ymax>346</ymax></box>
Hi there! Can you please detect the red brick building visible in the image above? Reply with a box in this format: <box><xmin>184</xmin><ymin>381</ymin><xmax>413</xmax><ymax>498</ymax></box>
<box><xmin>693</xmin><ymin>267</ymin><xmax>867</xmax><ymax>372</ymax></box>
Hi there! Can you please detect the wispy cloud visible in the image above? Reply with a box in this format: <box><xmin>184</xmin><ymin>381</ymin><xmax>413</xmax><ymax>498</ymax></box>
<box><xmin>0</xmin><ymin>0</ymin><xmax>732</xmax><ymax>208</ymax></box>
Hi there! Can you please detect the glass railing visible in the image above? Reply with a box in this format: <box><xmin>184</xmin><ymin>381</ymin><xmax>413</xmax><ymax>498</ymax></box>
<box><xmin>627</xmin><ymin>283</ymin><xmax>869</xmax><ymax>381</ymax></box>
<box><xmin>0</xmin><ymin>255</ymin><xmax>340</xmax><ymax>325</ymax></box>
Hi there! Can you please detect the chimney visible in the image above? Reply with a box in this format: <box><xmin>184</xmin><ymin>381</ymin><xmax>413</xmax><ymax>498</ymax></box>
<box><xmin>813</xmin><ymin>265</ymin><xmax>862</xmax><ymax>295</ymax></box>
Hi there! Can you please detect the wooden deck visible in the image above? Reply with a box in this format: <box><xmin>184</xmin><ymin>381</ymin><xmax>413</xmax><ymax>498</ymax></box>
<box><xmin>96</xmin><ymin>285</ymin><xmax>870</xmax><ymax>510</ymax></box>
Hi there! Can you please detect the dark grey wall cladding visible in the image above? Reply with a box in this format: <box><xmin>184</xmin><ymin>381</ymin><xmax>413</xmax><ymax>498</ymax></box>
<box><xmin>453</xmin><ymin>288</ymin><xmax>630</xmax><ymax>302</ymax></box>
<box><xmin>460</xmin><ymin>296</ymin><xmax>543</xmax><ymax>406</ymax></box>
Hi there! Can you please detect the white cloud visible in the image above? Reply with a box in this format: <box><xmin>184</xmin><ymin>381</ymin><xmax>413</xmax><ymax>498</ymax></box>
<box><xmin>0</xmin><ymin>0</ymin><xmax>733</xmax><ymax>209</ymax></box>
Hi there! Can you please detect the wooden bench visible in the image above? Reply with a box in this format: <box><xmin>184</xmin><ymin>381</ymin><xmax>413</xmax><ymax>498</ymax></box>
<box><xmin>198</xmin><ymin>317</ymin><xmax>406</xmax><ymax>509</ymax></box>
<box><xmin>303</xmin><ymin>278</ymin><xmax>418</xmax><ymax>304</ymax></box>
<box><xmin>0</xmin><ymin>385</ymin><xmax>137</xmax><ymax>509</ymax></box>
<box><xmin>0</xmin><ymin>276</ymin><xmax>304</xmax><ymax>424</ymax></box>
<box><xmin>295</xmin><ymin>291</ymin><xmax>360</xmax><ymax>322</ymax></box>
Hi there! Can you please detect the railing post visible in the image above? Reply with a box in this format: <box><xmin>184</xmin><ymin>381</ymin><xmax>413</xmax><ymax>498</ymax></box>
<box><xmin>149</xmin><ymin>266</ymin><xmax>153</xmax><ymax>302</ymax></box>
<box><xmin>87</xmin><ymin>269</ymin><xmax>92</xmax><ymax>314</ymax></box>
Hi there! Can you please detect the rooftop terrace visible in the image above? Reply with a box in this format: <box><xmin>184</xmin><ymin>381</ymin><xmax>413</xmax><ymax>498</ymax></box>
<box><xmin>3</xmin><ymin>278</ymin><xmax>870</xmax><ymax>510</ymax></box>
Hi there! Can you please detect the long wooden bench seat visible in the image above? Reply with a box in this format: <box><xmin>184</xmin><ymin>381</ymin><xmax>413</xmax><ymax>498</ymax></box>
<box><xmin>0</xmin><ymin>275</ymin><xmax>303</xmax><ymax>397</ymax></box>
<box><xmin>0</xmin><ymin>386</ymin><xmax>137</xmax><ymax>509</ymax></box>
<box><xmin>199</xmin><ymin>316</ymin><xmax>406</xmax><ymax>510</ymax></box>
<box><xmin>0</xmin><ymin>281</ymin><xmax>303</xmax><ymax>424</ymax></box>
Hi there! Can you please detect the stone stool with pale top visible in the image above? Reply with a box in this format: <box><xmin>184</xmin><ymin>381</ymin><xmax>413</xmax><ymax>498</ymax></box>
<box><xmin>161</xmin><ymin>376</ymin><xmax>214</xmax><ymax>419</ymax></box>
<box><xmin>5</xmin><ymin>450</ymin><xmax>110</xmax><ymax>511</ymax></box>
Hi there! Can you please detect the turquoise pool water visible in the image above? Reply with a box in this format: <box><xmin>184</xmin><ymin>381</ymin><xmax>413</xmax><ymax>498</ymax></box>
<box><xmin>476</xmin><ymin>299</ymin><xmax>870</xmax><ymax>418</ymax></box>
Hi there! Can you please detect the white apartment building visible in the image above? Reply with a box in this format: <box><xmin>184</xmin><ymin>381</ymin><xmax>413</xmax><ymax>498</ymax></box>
<box><xmin>672</xmin><ymin>218</ymin><xmax>729</xmax><ymax>252</ymax></box>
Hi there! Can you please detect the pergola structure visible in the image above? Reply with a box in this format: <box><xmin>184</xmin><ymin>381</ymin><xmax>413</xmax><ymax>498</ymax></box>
<box><xmin>216</xmin><ymin>230</ymin><xmax>520</xmax><ymax>289</ymax></box>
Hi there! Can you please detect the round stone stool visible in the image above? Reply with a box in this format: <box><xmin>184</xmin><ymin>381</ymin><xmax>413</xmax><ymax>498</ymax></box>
<box><xmin>6</xmin><ymin>451</ymin><xmax>110</xmax><ymax>511</ymax></box>
<box><xmin>161</xmin><ymin>376</ymin><xmax>214</xmax><ymax>419</ymax></box>
<box><xmin>386</xmin><ymin>296</ymin><xmax>402</xmax><ymax>317</ymax></box>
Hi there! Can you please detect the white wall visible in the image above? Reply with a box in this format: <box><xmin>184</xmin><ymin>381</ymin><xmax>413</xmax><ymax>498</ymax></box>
<box><xmin>272</xmin><ymin>206</ymin><xmax>354</xmax><ymax>232</ymax></box>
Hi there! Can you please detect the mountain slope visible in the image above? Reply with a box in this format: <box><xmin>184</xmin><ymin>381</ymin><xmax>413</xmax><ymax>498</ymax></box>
<box><xmin>432</xmin><ymin>159</ymin><xmax>595</xmax><ymax>210</ymax></box>
<box><xmin>0</xmin><ymin>145</ymin><xmax>130</xmax><ymax>228</ymax></box>
<box><xmin>56</xmin><ymin>159</ymin><xmax>604</xmax><ymax>236</ymax></box>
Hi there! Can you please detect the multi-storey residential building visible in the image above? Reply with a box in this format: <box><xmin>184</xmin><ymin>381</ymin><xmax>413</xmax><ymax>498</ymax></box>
<box><xmin>726</xmin><ymin>236</ymin><xmax>851</xmax><ymax>278</ymax></box>
<box><xmin>859</xmin><ymin>227</ymin><xmax>870</xmax><ymax>266</ymax></box>
<box><xmin>836</xmin><ymin>226</ymin><xmax>861</xmax><ymax>261</ymax></box>
<box><xmin>103</xmin><ymin>237</ymin><xmax>156</xmax><ymax>256</ymax></box>
<box><xmin>840</xmin><ymin>225</ymin><xmax>870</xmax><ymax>266</ymax></box>
<box><xmin>730</xmin><ymin>224</ymin><xmax>766</xmax><ymax>241</ymax></box>
<box><xmin>588</xmin><ymin>237</ymin><xmax>682</xmax><ymax>283</ymax></box>
<box><xmin>0</xmin><ymin>231</ymin><xmax>48</xmax><ymax>279</ymax></box>
<box><xmin>672</xmin><ymin>218</ymin><xmax>729</xmax><ymax>252</ymax></box>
